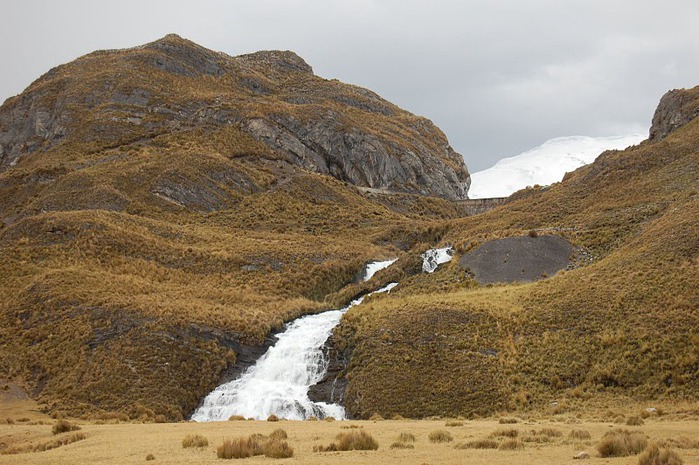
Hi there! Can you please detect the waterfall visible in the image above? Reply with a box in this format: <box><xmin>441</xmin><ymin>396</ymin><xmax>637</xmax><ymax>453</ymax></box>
<box><xmin>191</xmin><ymin>260</ymin><xmax>397</xmax><ymax>422</ymax></box>
<box><xmin>421</xmin><ymin>246</ymin><xmax>453</xmax><ymax>273</ymax></box>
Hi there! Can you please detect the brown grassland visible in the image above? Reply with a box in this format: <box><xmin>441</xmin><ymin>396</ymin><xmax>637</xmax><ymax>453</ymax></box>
<box><xmin>0</xmin><ymin>33</ymin><xmax>698</xmax><ymax>464</ymax></box>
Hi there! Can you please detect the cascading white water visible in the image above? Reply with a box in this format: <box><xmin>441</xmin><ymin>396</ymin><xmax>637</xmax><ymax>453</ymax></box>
<box><xmin>191</xmin><ymin>260</ymin><xmax>397</xmax><ymax>422</ymax></box>
<box><xmin>421</xmin><ymin>246</ymin><xmax>453</xmax><ymax>273</ymax></box>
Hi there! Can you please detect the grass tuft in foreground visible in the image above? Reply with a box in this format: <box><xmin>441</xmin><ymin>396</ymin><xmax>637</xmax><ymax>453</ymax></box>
<box><xmin>596</xmin><ymin>429</ymin><xmax>648</xmax><ymax>457</ymax></box>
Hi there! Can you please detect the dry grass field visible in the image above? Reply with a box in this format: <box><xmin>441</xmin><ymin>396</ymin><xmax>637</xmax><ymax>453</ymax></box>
<box><xmin>1</xmin><ymin>388</ymin><xmax>698</xmax><ymax>465</ymax></box>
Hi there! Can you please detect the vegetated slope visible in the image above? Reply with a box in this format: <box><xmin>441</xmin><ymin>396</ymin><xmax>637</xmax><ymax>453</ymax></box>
<box><xmin>0</xmin><ymin>35</ymin><xmax>469</xmax><ymax>421</ymax></box>
<box><xmin>336</xmin><ymin>87</ymin><xmax>699</xmax><ymax>419</ymax></box>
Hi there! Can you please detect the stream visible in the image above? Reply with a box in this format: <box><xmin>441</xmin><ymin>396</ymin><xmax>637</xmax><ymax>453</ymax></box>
<box><xmin>192</xmin><ymin>250</ymin><xmax>450</xmax><ymax>421</ymax></box>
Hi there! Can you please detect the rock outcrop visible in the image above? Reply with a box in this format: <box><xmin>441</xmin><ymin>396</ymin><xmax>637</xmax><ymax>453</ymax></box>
<box><xmin>0</xmin><ymin>34</ymin><xmax>470</xmax><ymax>200</ymax></box>
<box><xmin>649</xmin><ymin>86</ymin><xmax>699</xmax><ymax>141</ymax></box>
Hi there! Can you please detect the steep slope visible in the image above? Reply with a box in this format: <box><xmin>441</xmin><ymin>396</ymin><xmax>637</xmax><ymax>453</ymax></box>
<box><xmin>335</xmin><ymin>87</ymin><xmax>699</xmax><ymax>419</ymax></box>
<box><xmin>0</xmin><ymin>35</ymin><xmax>469</xmax><ymax>421</ymax></box>
<box><xmin>0</xmin><ymin>34</ymin><xmax>470</xmax><ymax>202</ymax></box>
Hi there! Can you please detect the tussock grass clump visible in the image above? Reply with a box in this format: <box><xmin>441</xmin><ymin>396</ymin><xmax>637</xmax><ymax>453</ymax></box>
<box><xmin>263</xmin><ymin>439</ymin><xmax>294</xmax><ymax>458</ymax></box>
<box><xmin>569</xmin><ymin>429</ymin><xmax>592</xmax><ymax>440</ymax></box>
<box><xmin>596</xmin><ymin>429</ymin><xmax>648</xmax><ymax>457</ymax></box>
<box><xmin>217</xmin><ymin>436</ymin><xmax>263</xmax><ymax>459</ymax></box>
<box><xmin>397</xmin><ymin>432</ymin><xmax>416</xmax><ymax>443</ymax></box>
<box><xmin>266</xmin><ymin>414</ymin><xmax>280</xmax><ymax>422</ymax></box>
<box><xmin>228</xmin><ymin>415</ymin><xmax>246</xmax><ymax>421</ymax></box>
<box><xmin>455</xmin><ymin>438</ymin><xmax>499</xmax><ymax>449</ymax></box>
<box><xmin>368</xmin><ymin>413</ymin><xmax>384</xmax><ymax>421</ymax></box>
<box><xmin>1</xmin><ymin>433</ymin><xmax>86</xmax><ymax>455</ymax></box>
<box><xmin>314</xmin><ymin>430</ymin><xmax>379</xmax><ymax>452</ymax></box>
<box><xmin>627</xmin><ymin>416</ymin><xmax>645</xmax><ymax>426</ymax></box>
<box><xmin>390</xmin><ymin>441</ymin><xmax>414</xmax><ymax>449</ymax></box>
<box><xmin>638</xmin><ymin>443</ymin><xmax>683</xmax><ymax>465</ymax></box>
<box><xmin>657</xmin><ymin>437</ymin><xmax>699</xmax><ymax>449</ymax></box>
<box><xmin>499</xmin><ymin>417</ymin><xmax>520</xmax><ymax>424</ymax></box>
<box><xmin>268</xmin><ymin>428</ymin><xmax>288</xmax><ymax>440</ymax></box>
<box><xmin>490</xmin><ymin>428</ymin><xmax>518</xmax><ymax>438</ymax></box>
<box><xmin>340</xmin><ymin>424</ymin><xmax>362</xmax><ymax>429</ymax></box>
<box><xmin>445</xmin><ymin>420</ymin><xmax>464</xmax><ymax>427</ymax></box>
<box><xmin>52</xmin><ymin>419</ymin><xmax>81</xmax><ymax>435</ymax></box>
<box><xmin>145</xmin><ymin>453</ymin><xmax>155</xmax><ymax>461</ymax></box>
<box><xmin>499</xmin><ymin>438</ymin><xmax>524</xmax><ymax>450</ymax></box>
<box><xmin>428</xmin><ymin>430</ymin><xmax>453</xmax><ymax>443</ymax></box>
<box><xmin>182</xmin><ymin>434</ymin><xmax>209</xmax><ymax>448</ymax></box>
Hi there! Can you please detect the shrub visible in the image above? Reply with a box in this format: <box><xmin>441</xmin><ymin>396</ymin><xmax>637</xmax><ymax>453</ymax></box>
<box><xmin>638</xmin><ymin>443</ymin><xmax>683</xmax><ymax>465</ymax></box>
<box><xmin>390</xmin><ymin>441</ymin><xmax>414</xmax><ymax>449</ymax></box>
<box><xmin>182</xmin><ymin>434</ymin><xmax>209</xmax><ymax>448</ymax></box>
<box><xmin>490</xmin><ymin>428</ymin><xmax>518</xmax><ymax>438</ymax></box>
<box><xmin>428</xmin><ymin>430</ymin><xmax>453</xmax><ymax>443</ymax></box>
<box><xmin>455</xmin><ymin>439</ymin><xmax>499</xmax><ymax>449</ymax></box>
<box><xmin>596</xmin><ymin>429</ymin><xmax>648</xmax><ymax>457</ymax></box>
<box><xmin>536</xmin><ymin>428</ymin><xmax>563</xmax><ymax>438</ymax></box>
<box><xmin>499</xmin><ymin>439</ymin><xmax>524</xmax><ymax>450</ymax></box>
<box><xmin>569</xmin><ymin>429</ymin><xmax>592</xmax><ymax>440</ymax></box>
<box><xmin>268</xmin><ymin>428</ymin><xmax>288</xmax><ymax>440</ymax></box>
<box><xmin>263</xmin><ymin>439</ymin><xmax>294</xmax><ymax>458</ymax></box>
<box><xmin>627</xmin><ymin>416</ymin><xmax>645</xmax><ymax>426</ymax></box>
<box><xmin>499</xmin><ymin>417</ymin><xmax>519</xmax><ymax>424</ymax></box>
<box><xmin>52</xmin><ymin>419</ymin><xmax>80</xmax><ymax>435</ymax></box>
<box><xmin>217</xmin><ymin>436</ymin><xmax>263</xmax><ymax>459</ymax></box>
<box><xmin>267</xmin><ymin>414</ymin><xmax>280</xmax><ymax>422</ymax></box>
<box><xmin>145</xmin><ymin>453</ymin><xmax>155</xmax><ymax>461</ymax></box>
<box><xmin>315</xmin><ymin>431</ymin><xmax>379</xmax><ymax>452</ymax></box>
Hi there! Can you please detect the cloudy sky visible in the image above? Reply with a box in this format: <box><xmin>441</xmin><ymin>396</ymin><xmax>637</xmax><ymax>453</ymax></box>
<box><xmin>2</xmin><ymin>0</ymin><xmax>698</xmax><ymax>171</ymax></box>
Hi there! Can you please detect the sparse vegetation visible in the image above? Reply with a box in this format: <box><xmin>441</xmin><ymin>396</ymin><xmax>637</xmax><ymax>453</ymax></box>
<box><xmin>569</xmin><ymin>429</ymin><xmax>592</xmax><ymax>440</ymax></box>
<box><xmin>455</xmin><ymin>438</ymin><xmax>499</xmax><ymax>449</ymax></box>
<box><xmin>314</xmin><ymin>430</ymin><xmax>379</xmax><ymax>452</ymax></box>
<box><xmin>596</xmin><ymin>429</ymin><xmax>648</xmax><ymax>457</ymax></box>
<box><xmin>52</xmin><ymin>419</ymin><xmax>81</xmax><ymax>435</ymax></box>
<box><xmin>638</xmin><ymin>443</ymin><xmax>683</xmax><ymax>465</ymax></box>
<box><xmin>182</xmin><ymin>434</ymin><xmax>209</xmax><ymax>448</ymax></box>
<box><xmin>428</xmin><ymin>430</ymin><xmax>453</xmax><ymax>443</ymax></box>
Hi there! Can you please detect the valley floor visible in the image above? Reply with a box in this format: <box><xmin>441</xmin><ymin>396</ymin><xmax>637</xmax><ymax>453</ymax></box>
<box><xmin>2</xmin><ymin>394</ymin><xmax>698</xmax><ymax>465</ymax></box>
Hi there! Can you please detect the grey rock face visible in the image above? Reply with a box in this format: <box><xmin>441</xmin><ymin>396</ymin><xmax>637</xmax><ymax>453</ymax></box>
<box><xmin>649</xmin><ymin>88</ymin><xmax>699</xmax><ymax>141</ymax></box>
<box><xmin>241</xmin><ymin>112</ymin><xmax>470</xmax><ymax>200</ymax></box>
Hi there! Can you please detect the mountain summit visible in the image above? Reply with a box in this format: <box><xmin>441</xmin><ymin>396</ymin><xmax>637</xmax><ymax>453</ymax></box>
<box><xmin>0</xmin><ymin>34</ymin><xmax>470</xmax><ymax>201</ymax></box>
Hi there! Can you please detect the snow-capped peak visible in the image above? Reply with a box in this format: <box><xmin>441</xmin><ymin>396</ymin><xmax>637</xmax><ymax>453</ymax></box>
<box><xmin>468</xmin><ymin>134</ymin><xmax>646</xmax><ymax>199</ymax></box>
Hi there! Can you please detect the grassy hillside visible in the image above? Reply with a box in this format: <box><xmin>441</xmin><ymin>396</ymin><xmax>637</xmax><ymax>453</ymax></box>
<box><xmin>337</xmin><ymin>107</ymin><xmax>699</xmax><ymax>419</ymax></box>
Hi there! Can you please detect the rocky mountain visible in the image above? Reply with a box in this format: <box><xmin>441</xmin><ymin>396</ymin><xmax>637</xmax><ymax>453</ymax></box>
<box><xmin>0</xmin><ymin>34</ymin><xmax>470</xmax><ymax>203</ymax></box>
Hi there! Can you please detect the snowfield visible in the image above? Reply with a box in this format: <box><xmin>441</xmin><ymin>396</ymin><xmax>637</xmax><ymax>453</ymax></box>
<box><xmin>468</xmin><ymin>134</ymin><xmax>645</xmax><ymax>198</ymax></box>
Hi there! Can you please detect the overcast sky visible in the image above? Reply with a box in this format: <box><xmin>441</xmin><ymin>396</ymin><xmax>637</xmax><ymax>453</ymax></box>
<box><xmin>1</xmin><ymin>0</ymin><xmax>698</xmax><ymax>171</ymax></box>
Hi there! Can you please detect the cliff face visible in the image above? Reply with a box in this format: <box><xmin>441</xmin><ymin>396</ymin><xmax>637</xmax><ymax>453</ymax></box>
<box><xmin>649</xmin><ymin>86</ymin><xmax>699</xmax><ymax>141</ymax></box>
<box><xmin>0</xmin><ymin>34</ymin><xmax>470</xmax><ymax>200</ymax></box>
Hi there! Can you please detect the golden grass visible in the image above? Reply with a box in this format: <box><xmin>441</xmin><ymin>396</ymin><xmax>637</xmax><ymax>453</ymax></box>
<box><xmin>596</xmin><ymin>428</ymin><xmax>648</xmax><ymax>457</ymax></box>
<box><xmin>181</xmin><ymin>433</ymin><xmax>208</xmax><ymax>448</ymax></box>
<box><xmin>1</xmin><ymin>418</ymin><xmax>697</xmax><ymax>464</ymax></box>
<box><xmin>638</xmin><ymin>443</ymin><xmax>684</xmax><ymax>465</ymax></box>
